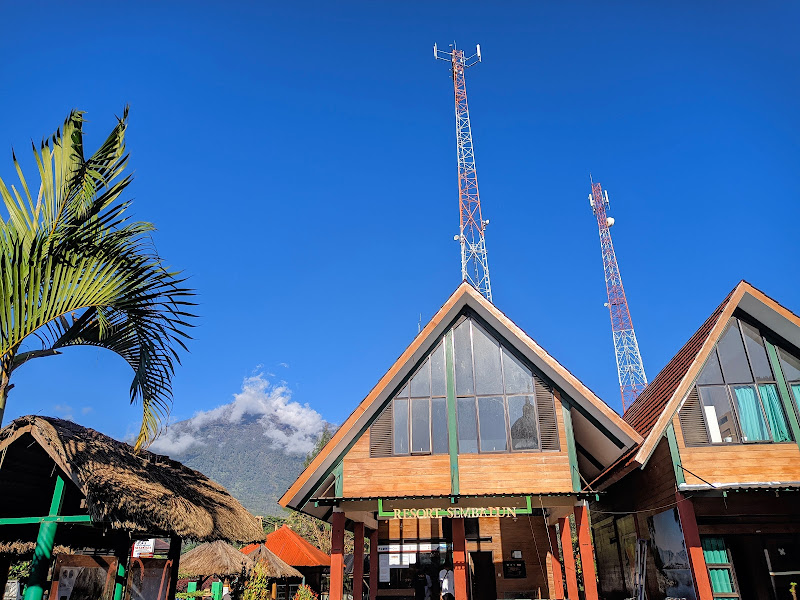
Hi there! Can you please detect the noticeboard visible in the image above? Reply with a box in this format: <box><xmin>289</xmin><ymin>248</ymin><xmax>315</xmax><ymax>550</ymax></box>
<box><xmin>502</xmin><ymin>560</ymin><xmax>526</xmax><ymax>579</ymax></box>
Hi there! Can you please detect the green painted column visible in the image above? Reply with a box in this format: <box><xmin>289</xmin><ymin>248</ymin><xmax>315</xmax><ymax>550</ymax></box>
<box><xmin>113</xmin><ymin>560</ymin><xmax>127</xmax><ymax>600</ymax></box>
<box><xmin>766</xmin><ymin>341</ymin><xmax>800</xmax><ymax>450</ymax></box>
<box><xmin>560</xmin><ymin>400</ymin><xmax>580</xmax><ymax>492</ymax></box>
<box><xmin>665</xmin><ymin>423</ymin><xmax>686</xmax><ymax>485</ymax></box>
<box><xmin>444</xmin><ymin>330</ymin><xmax>459</xmax><ymax>496</ymax></box>
<box><xmin>211</xmin><ymin>580</ymin><xmax>223</xmax><ymax>600</ymax></box>
<box><xmin>24</xmin><ymin>476</ymin><xmax>65</xmax><ymax>600</ymax></box>
<box><xmin>187</xmin><ymin>582</ymin><xmax>198</xmax><ymax>593</ymax></box>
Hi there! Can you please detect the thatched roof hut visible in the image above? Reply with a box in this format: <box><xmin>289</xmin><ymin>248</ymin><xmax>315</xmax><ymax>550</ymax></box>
<box><xmin>245</xmin><ymin>545</ymin><xmax>303</xmax><ymax>579</ymax></box>
<box><xmin>0</xmin><ymin>416</ymin><xmax>263</xmax><ymax>544</ymax></box>
<box><xmin>180</xmin><ymin>541</ymin><xmax>256</xmax><ymax>578</ymax></box>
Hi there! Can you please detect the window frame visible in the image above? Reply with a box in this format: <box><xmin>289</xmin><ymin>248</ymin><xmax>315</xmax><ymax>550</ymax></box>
<box><xmin>692</xmin><ymin>317</ymin><xmax>794</xmax><ymax>446</ymax></box>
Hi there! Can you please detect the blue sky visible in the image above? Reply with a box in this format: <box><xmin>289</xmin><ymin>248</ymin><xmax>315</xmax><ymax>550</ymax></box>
<box><xmin>2</xmin><ymin>1</ymin><xmax>799</xmax><ymax>444</ymax></box>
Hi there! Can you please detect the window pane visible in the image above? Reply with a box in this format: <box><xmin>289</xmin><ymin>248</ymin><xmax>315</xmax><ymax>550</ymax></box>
<box><xmin>397</xmin><ymin>383</ymin><xmax>409</xmax><ymax>398</ymax></box>
<box><xmin>708</xmin><ymin>569</ymin><xmax>734</xmax><ymax>594</ymax></box>
<box><xmin>731</xmin><ymin>385</ymin><xmax>769</xmax><ymax>441</ymax></box>
<box><xmin>478</xmin><ymin>397</ymin><xmax>507</xmax><ymax>451</ymax></box>
<box><xmin>502</xmin><ymin>347</ymin><xmax>534</xmax><ymax>394</ymax></box>
<box><xmin>716</xmin><ymin>321</ymin><xmax>753</xmax><ymax>384</ymax></box>
<box><xmin>508</xmin><ymin>395</ymin><xmax>539</xmax><ymax>450</ymax></box>
<box><xmin>394</xmin><ymin>398</ymin><xmax>409</xmax><ymax>454</ymax></box>
<box><xmin>758</xmin><ymin>384</ymin><xmax>792</xmax><ymax>442</ymax></box>
<box><xmin>472</xmin><ymin>323</ymin><xmax>503</xmax><ymax>395</ymax></box>
<box><xmin>740</xmin><ymin>322</ymin><xmax>773</xmax><ymax>382</ymax></box>
<box><xmin>431</xmin><ymin>343</ymin><xmax>447</xmax><ymax>397</ymax></box>
<box><xmin>457</xmin><ymin>398</ymin><xmax>478</xmax><ymax>453</ymax></box>
<box><xmin>454</xmin><ymin>320</ymin><xmax>474</xmax><ymax>396</ymax></box>
<box><xmin>431</xmin><ymin>398</ymin><xmax>449</xmax><ymax>454</ymax></box>
<box><xmin>698</xmin><ymin>386</ymin><xmax>738</xmax><ymax>443</ymax></box>
<box><xmin>410</xmin><ymin>360</ymin><xmax>431</xmax><ymax>398</ymax></box>
<box><xmin>779</xmin><ymin>347</ymin><xmax>800</xmax><ymax>382</ymax></box>
<box><xmin>411</xmin><ymin>398</ymin><xmax>431</xmax><ymax>453</ymax></box>
<box><xmin>697</xmin><ymin>350</ymin><xmax>724</xmax><ymax>385</ymax></box>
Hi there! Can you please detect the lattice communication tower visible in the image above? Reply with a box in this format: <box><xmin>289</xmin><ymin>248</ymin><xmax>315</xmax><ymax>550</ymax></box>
<box><xmin>434</xmin><ymin>42</ymin><xmax>492</xmax><ymax>302</ymax></box>
<box><xmin>589</xmin><ymin>180</ymin><xmax>647</xmax><ymax>411</ymax></box>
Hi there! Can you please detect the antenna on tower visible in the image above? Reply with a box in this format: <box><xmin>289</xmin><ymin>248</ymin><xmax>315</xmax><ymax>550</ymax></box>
<box><xmin>434</xmin><ymin>42</ymin><xmax>492</xmax><ymax>302</ymax></box>
<box><xmin>588</xmin><ymin>179</ymin><xmax>647</xmax><ymax>412</ymax></box>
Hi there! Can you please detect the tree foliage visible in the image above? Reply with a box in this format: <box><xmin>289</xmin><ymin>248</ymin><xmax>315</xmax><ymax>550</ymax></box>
<box><xmin>0</xmin><ymin>109</ymin><xmax>194</xmax><ymax>448</ymax></box>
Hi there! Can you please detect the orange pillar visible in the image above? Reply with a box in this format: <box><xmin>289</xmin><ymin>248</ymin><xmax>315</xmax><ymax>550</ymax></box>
<box><xmin>574</xmin><ymin>504</ymin><xmax>598</xmax><ymax>600</ymax></box>
<box><xmin>330</xmin><ymin>512</ymin><xmax>346</xmax><ymax>600</ymax></box>
<box><xmin>559</xmin><ymin>517</ymin><xmax>579</xmax><ymax>600</ymax></box>
<box><xmin>451</xmin><ymin>518</ymin><xmax>469</xmax><ymax>600</ymax></box>
<box><xmin>676</xmin><ymin>492</ymin><xmax>713</xmax><ymax>600</ymax></box>
<box><xmin>548</xmin><ymin>525</ymin><xmax>564</xmax><ymax>599</ymax></box>
<box><xmin>369</xmin><ymin>528</ymin><xmax>378</xmax><ymax>600</ymax></box>
<box><xmin>353</xmin><ymin>522</ymin><xmax>365</xmax><ymax>600</ymax></box>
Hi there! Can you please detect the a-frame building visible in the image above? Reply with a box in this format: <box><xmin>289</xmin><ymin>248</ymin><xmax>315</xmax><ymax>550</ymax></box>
<box><xmin>591</xmin><ymin>281</ymin><xmax>800</xmax><ymax>600</ymax></box>
<box><xmin>280</xmin><ymin>282</ymin><xmax>641</xmax><ymax>600</ymax></box>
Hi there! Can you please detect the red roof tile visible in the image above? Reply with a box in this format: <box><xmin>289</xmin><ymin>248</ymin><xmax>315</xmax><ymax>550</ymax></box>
<box><xmin>263</xmin><ymin>525</ymin><xmax>331</xmax><ymax>567</ymax></box>
<box><xmin>623</xmin><ymin>287</ymin><xmax>736</xmax><ymax>437</ymax></box>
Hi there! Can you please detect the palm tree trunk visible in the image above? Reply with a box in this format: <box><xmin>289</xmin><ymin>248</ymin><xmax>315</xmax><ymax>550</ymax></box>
<box><xmin>0</xmin><ymin>352</ymin><xmax>13</xmax><ymax>429</ymax></box>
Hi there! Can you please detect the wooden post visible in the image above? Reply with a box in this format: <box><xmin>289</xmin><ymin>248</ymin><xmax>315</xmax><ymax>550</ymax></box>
<box><xmin>548</xmin><ymin>525</ymin><xmax>564</xmax><ymax>599</ymax></box>
<box><xmin>451</xmin><ymin>518</ymin><xmax>468</xmax><ymax>600</ymax></box>
<box><xmin>24</xmin><ymin>475</ymin><xmax>65</xmax><ymax>600</ymax></box>
<box><xmin>558</xmin><ymin>517</ymin><xmax>578</xmax><ymax>600</ymax></box>
<box><xmin>353</xmin><ymin>523</ymin><xmax>365</xmax><ymax>600</ymax></box>
<box><xmin>675</xmin><ymin>492</ymin><xmax>713</xmax><ymax>600</ymax></box>
<box><xmin>166</xmin><ymin>536</ymin><xmax>181</xmax><ymax>600</ymax></box>
<box><xmin>574</xmin><ymin>504</ymin><xmax>598</xmax><ymax>600</ymax></box>
<box><xmin>369</xmin><ymin>529</ymin><xmax>378</xmax><ymax>600</ymax></box>
<box><xmin>330</xmin><ymin>512</ymin><xmax>346</xmax><ymax>600</ymax></box>
<box><xmin>113</xmin><ymin>538</ymin><xmax>130</xmax><ymax>600</ymax></box>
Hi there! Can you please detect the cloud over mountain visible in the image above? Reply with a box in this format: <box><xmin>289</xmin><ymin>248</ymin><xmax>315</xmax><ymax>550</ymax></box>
<box><xmin>151</xmin><ymin>373</ymin><xmax>326</xmax><ymax>456</ymax></box>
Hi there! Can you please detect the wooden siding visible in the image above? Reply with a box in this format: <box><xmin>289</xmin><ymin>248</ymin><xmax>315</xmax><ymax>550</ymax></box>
<box><xmin>343</xmin><ymin>390</ymin><xmax>574</xmax><ymax>497</ymax></box>
<box><xmin>342</xmin><ymin>434</ymin><xmax>451</xmax><ymax>497</ymax></box>
<box><xmin>673</xmin><ymin>414</ymin><xmax>800</xmax><ymax>485</ymax></box>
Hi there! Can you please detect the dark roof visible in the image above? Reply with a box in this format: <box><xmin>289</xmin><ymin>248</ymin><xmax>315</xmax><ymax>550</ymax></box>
<box><xmin>0</xmin><ymin>416</ymin><xmax>263</xmax><ymax>543</ymax></box>
<box><xmin>622</xmin><ymin>288</ymin><xmax>735</xmax><ymax>437</ymax></box>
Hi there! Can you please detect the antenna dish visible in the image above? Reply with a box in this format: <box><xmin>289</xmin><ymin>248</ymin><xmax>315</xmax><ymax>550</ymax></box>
<box><xmin>433</xmin><ymin>43</ymin><xmax>437</xmax><ymax>58</ymax></box>
<box><xmin>476</xmin><ymin>44</ymin><xmax>481</xmax><ymax>60</ymax></box>
<box><xmin>606</xmin><ymin>217</ymin><xmax>615</xmax><ymax>227</ymax></box>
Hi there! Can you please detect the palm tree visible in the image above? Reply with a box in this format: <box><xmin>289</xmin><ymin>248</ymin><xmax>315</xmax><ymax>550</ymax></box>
<box><xmin>0</xmin><ymin>108</ymin><xmax>194</xmax><ymax>449</ymax></box>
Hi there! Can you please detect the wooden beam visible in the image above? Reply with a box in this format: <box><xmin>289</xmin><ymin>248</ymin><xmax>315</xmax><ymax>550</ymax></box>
<box><xmin>353</xmin><ymin>522</ymin><xmax>364</xmax><ymax>600</ymax></box>
<box><xmin>675</xmin><ymin>492</ymin><xmax>713</xmax><ymax>600</ymax></box>
<box><xmin>330</xmin><ymin>512</ymin><xmax>345</xmax><ymax>600</ymax></box>
<box><xmin>24</xmin><ymin>475</ymin><xmax>65</xmax><ymax>600</ymax></box>
<box><xmin>369</xmin><ymin>528</ymin><xmax>378</xmax><ymax>600</ymax></box>
<box><xmin>574</xmin><ymin>504</ymin><xmax>598</xmax><ymax>600</ymax></box>
<box><xmin>559</xmin><ymin>517</ymin><xmax>578</xmax><ymax>600</ymax></box>
<box><xmin>445</xmin><ymin>330</ymin><xmax>459</xmax><ymax>495</ymax></box>
<box><xmin>548</xmin><ymin>525</ymin><xmax>564</xmax><ymax>599</ymax></box>
<box><xmin>0</xmin><ymin>515</ymin><xmax>92</xmax><ymax>525</ymax></box>
<box><xmin>166</xmin><ymin>536</ymin><xmax>181</xmax><ymax>600</ymax></box>
<box><xmin>451</xmin><ymin>518</ymin><xmax>468</xmax><ymax>600</ymax></box>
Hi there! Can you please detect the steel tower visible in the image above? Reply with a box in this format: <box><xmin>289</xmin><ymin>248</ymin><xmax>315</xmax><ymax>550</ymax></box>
<box><xmin>589</xmin><ymin>180</ymin><xmax>647</xmax><ymax>411</ymax></box>
<box><xmin>434</xmin><ymin>43</ymin><xmax>492</xmax><ymax>302</ymax></box>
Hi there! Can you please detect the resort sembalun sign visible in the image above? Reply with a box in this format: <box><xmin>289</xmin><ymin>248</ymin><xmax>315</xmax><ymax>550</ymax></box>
<box><xmin>389</xmin><ymin>506</ymin><xmax>523</xmax><ymax>519</ymax></box>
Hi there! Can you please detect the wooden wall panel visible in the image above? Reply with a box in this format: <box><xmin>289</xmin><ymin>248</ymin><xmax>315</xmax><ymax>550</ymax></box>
<box><xmin>342</xmin><ymin>435</ymin><xmax>452</xmax><ymax>497</ymax></box>
<box><xmin>457</xmin><ymin>453</ymin><xmax>573</xmax><ymax>495</ymax></box>
<box><xmin>673</xmin><ymin>415</ymin><xmax>800</xmax><ymax>485</ymax></box>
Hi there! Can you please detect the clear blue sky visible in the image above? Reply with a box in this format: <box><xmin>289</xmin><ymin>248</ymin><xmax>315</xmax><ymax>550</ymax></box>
<box><xmin>2</xmin><ymin>1</ymin><xmax>799</xmax><ymax>441</ymax></box>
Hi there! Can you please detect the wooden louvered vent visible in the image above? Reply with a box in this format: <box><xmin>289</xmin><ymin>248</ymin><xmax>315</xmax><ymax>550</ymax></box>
<box><xmin>369</xmin><ymin>402</ymin><xmax>393</xmax><ymax>457</ymax></box>
<box><xmin>535</xmin><ymin>375</ymin><xmax>560</xmax><ymax>451</ymax></box>
<box><xmin>679</xmin><ymin>387</ymin><xmax>710</xmax><ymax>446</ymax></box>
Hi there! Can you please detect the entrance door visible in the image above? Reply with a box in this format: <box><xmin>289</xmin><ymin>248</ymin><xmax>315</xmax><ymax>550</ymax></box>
<box><xmin>764</xmin><ymin>536</ymin><xmax>800</xmax><ymax>600</ymax></box>
<box><xmin>469</xmin><ymin>552</ymin><xmax>497</xmax><ymax>600</ymax></box>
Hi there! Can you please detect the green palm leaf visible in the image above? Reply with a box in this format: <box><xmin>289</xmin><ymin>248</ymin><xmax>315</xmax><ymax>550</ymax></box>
<box><xmin>0</xmin><ymin>108</ymin><xmax>195</xmax><ymax>450</ymax></box>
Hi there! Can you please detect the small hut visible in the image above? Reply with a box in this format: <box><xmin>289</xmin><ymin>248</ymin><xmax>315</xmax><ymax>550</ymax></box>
<box><xmin>0</xmin><ymin>416</ymin><xmax>263</xmax><ymax>600</ymax></box>
<box><xmin>180</xmin><ymin>541</ymin><xmax>256</xmax><ymax>596</ymax></box>
<box><xmin>260</xmin><ymin>526</ymin><xmax>331</xmax><ymax>596</ymax></box>
<box><xmin>243</xmin><ymin>544</ymin><xmax>303</xmax><ymax>600</ymax></box>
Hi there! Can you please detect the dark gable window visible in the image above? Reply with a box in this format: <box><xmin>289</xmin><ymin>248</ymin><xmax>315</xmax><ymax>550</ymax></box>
<box><xmin>779</xmin><ymin>346</ymin><xmax>800</xmax><ymax>417</ymax></box>
<box><xmin>388</xmin><ymin>316</ymin><xmax>550</xmax><ymax>456</ymax></box>
<box><xmin>690</xmin><ymin>318</ymin><xmax>792</xmax><ymax>445</ymax></box>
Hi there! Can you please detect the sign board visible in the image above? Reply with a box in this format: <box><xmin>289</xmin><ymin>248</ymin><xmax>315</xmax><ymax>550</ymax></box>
<box><xmin>379</xmin><ymin>555</ymin><xmax>390</xmax><ymax>582</ymax></box>
<box><xmin>3</xmin><ymin>581</ymin><xmax>22</xmax><ymax>600</ymax></box>
<box><xmin>502</xmin><ymin>561</ymin><xmax>526</xmax><ymax>579</ymax></box>
<box><xmin>132</xmin><ymin>539</ymin><xmax>155</xmax><ymax>558</ymax></box>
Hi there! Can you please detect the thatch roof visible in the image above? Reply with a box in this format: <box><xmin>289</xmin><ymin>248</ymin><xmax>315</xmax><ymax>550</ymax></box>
<box><xmin>180</xmin><ymin>541</ymin><xmax>256</xmax><ymax>578</ymax></box>
<box><xmin>244</xmin><ymin>545</ymin><xmax>303</xmax><ymax>579</ymax></box>
<box><xmin>0</xmin><ymin>541</ymin><xmax>72</xmax><ymax>555</ymax></box>
<box><xmin>0</xmin><ymin>416</ymin><xmax>263</xmax><ymax>543</ymax></box>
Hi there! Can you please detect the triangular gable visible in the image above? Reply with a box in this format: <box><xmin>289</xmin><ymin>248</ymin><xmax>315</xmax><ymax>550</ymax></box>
<box><xmin>626</xmin><ymin>280</ymin><xmax>800</xmax><ymax>468</ymax></box>
<box><xmin>279</xmin><ymin>282</ymin><xmax>642</xmax><ymax>511</ymax></box>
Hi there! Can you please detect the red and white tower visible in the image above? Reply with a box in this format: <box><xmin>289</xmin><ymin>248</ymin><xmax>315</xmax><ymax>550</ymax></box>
<box><xmin>589</xmin><ymin>180</ymin><xmax>647</xmax><ymax>412</ymax></box>
<box><xmin>435</xmin><ymin>42</ymin><xmax>492</xmax><ymax>302</ymax></box>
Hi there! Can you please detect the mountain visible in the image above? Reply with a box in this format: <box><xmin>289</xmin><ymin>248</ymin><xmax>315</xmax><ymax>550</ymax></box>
<box><xmin>149</xmin><ymin>374</ymin><xmax>328</xmax><ymax>516</ymax></box>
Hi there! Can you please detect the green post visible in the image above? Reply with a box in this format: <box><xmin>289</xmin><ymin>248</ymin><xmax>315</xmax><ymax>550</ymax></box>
<box><xmin>188</xmin><ymin>582</ymin><xmax>198</xmax><ymax>593</ymax></box>
<box><xmin>665</xmin><ymin>423</ymin><xmax>685</xmax><ymax>485</ymax></box>
<box><xmin>444</xmin><ymin>330</ymin><xmax>459</xmax><ymax>495</ymax></box>
<box><xmin>24</xmin><ymin>476</ymin><xmax>65</xmax><ymax>600</ymax></box>
<box><xmin>211</xmin><ymin>580</ymin><xmax>223</xmax><ymax>600</ymax></box>
<box><xmin>113</xmin><ymin>560</ymin><xmax>127</xmax><ymax>600</ymax></box>
<box><xmin>561</xmin><ymin>400</ymin><xmax>580</xmax><ymax>492</ymax></box>
<box><xmin>766</xmin><ymin>341</ymin><xmax>800</xmax><ymax>449</ymax></box>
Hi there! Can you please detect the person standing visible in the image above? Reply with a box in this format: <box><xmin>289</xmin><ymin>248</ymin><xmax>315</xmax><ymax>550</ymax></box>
<box><xmin>438</xmin><ymin>563</ymin><xmax>454</xmax><ymax>600</ymax></box>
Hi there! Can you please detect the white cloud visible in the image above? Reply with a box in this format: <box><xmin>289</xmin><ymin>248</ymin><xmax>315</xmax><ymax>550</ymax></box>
<box><xmin>53</xmin><ymin>404</ymin><xmax>74</xmax><ymax>421</ymax></box>
<box><xmin>81</xmin><ymin>406</ymin><xmax>93</xmax><ymax>415</ymax></box>
<box><xmin>149</xmin><ymin>373</ymin><xmax>326</xmax><ymax>457</ymax></box>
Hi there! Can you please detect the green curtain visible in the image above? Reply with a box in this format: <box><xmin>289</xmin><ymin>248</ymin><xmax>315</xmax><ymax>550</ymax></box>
<box><xmin>792</xmin><ymin>383</ymin><xmax>800</xmax><ymax>412</ymax></box>
<box><xmin>732</xmin><ymin>386</ymin><xmax>769</xmax><ymax>441</ymax></box>
<box><xmin>702</xmin><ymin>537</ymin><xmax>735</xmax><ymax>594</ymax></box>
<box><xmin>758</xmin><ymin>384</ymin><xmax>792</xmax><ymax>442</ymax></box>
